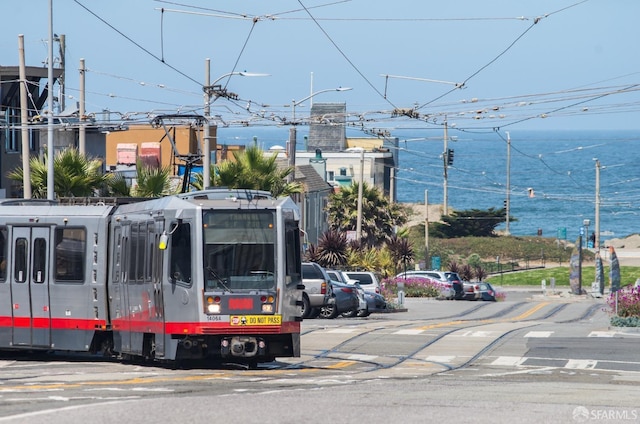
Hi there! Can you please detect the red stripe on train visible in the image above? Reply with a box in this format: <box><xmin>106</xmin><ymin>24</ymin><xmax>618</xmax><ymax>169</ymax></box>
<box><xmin>1</xmin><ymin>316</ymin><xmax>107</xmax><ymax>330</ymax></box>
<box><xmin>0</xmin><ymin>316</ymin><xmax>299</xmax><ymax>335</ymax></box>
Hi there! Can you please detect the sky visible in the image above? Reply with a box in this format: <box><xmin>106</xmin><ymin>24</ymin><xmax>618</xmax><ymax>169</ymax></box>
<box><xmin>2</xmin><ymin>0</ymin><xmax>640</xmax><ymax>139</ymax></box>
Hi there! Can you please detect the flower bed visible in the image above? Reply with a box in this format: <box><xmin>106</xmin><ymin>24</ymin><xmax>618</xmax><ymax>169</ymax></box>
<box><xmin>606</xmin><ymin>285</ymin><xmax>640</xmax><ymax>327</ymax></box>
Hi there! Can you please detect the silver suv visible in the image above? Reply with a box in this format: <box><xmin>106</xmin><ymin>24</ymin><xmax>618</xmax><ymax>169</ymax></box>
<box><xmin>301</xmin><ymin>262</ymin><xmax>332</xmax><ymax>319</ymax></box>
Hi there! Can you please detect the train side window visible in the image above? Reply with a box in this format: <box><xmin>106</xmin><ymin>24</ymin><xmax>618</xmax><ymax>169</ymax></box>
<box><xmin>285</xmin><ymin>220</ymin><xmax>302</xmax><ymax>286</ymax></box>
<box><xmin>147</xmin><ymin>222</ymin><xmax>156</xmax><ymax>282</ymax></box>
<box><xmin>14</xmin><ymin>238</ymin><xmax>28</xmax><ymax>283</ymax></box>
<box><xmin>129</xmin><ymin>223</ymin><xmax>147</xmax><ymax>283</ymax></box>
<box><xmin>32</xmin><ymin>238</ymin><xmax>47</xmax><ymax>283</ymax></box>
<box><xmin>55</xmin><ymin>227</ymin><xmax>86</xmax><ymax>282</ymax></box>
<box><xmin>113</xmin><ymin>227</ymin><xmax>122</xmax><ymax>283</ymax></box>
<box><xmin>0</xmin><ymin>227</ymin><xmax>7</xmax><ymax>281</ymax></box>
<box><xmin>169</xmin><ymin>222</ymin><xmax>191</xmax><ymax>285</ymax></box>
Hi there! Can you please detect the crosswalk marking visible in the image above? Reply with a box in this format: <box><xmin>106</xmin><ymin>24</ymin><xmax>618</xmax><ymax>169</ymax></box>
<box><xmin>426</xmin><ymin>355</ymin><xmax>456</xmax><ymax>363</ymax></box>
<box><xmin>327</xmin><ymin>329</ymin><xmax>357</xmax><ymax>334</ymax></box>
<box><xmin>347</xmin><ymin>354</ymin><xmax>378</xmax><ymax>361</ymax></box>
<box><xmin>565</xmin><ymin>359</ymin><xmax>597</xmax><ymax>369</ymax></box>
<box><xmin>457</xmin><ymin>330</ymin><xmax>498</xmax><ymax>337</ymax></box>
<box><xmin>491</xmin><ymin>356</ymin><xmax>527</xmax><ymax>366</ymax></box>
<box><xmin>394</xmin><ymin>329</ymin><xmax>424</xmax><ymax>335</ymax></box>
<box><xmin>588</xmin><ymin>331</ymin><xmax>616</xmax><ymax>337</ymax></box>
<box><xmin>524</xmin><ymin>331</ymin><xmax>554</xmax><ymax>338</ymax></box>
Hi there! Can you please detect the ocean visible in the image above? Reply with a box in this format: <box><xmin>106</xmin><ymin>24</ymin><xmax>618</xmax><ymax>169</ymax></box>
<box><xmin>215</xmin><ymin>126</ymin><xmax>640</xmax><ymax>242</ymax></box>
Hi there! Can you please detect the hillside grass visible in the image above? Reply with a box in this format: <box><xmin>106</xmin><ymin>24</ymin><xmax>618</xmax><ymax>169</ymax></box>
<box><xmin>404</xmin><ymin>229</ymin><xmax>640</xmax><ymax>287</ymax></box>
<box><xmin>485</xmin><ymin>266</ymin><xmax>640</xmax><ymax>287</ymax></box>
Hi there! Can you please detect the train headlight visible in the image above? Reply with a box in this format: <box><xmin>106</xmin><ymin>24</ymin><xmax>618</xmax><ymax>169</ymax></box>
<box><xmin>261</xmin><ymin>304</ymin><xmax>274</xmax><ymax>313</ymax></box>
<box><xmin>205</xmin><ymin>296</ymin><xmax>221</xmax><ymax>314</ymax></box>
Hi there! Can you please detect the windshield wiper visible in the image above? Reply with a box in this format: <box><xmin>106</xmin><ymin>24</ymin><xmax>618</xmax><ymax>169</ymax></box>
<box><xmin>206</xmin><ymin>266</ymin><xmax>232</xmax><ymax>292</ymax></box>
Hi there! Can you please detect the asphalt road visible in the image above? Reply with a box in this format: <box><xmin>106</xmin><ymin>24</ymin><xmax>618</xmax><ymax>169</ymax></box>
<box><xmin>0</xmin><ymin>289</ymin><xmax>638</xmax><ymax>424</ymax></box>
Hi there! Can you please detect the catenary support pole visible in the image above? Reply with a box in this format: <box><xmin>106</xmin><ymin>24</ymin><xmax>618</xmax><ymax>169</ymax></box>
<box><xmin>356</xmin><ymin>148</ymin><xmax>364</xmax><ymax>241</ymax></box>
<box><xmin>203</xmin><ymin>59</ymin><xmax>211</xmax><ymax>189</ymax></box>
<box><xmin>505</xmin><ymin>131</ymin><xmax>511</xmax><ymax>235</ymax></box>
<box><xmin>47</xmin><ymin>0</ymin><xmax>55</xmax><ymax>200</ymax></box>
<box><xmin>18</xmin><ymin>35</ymin><xmax>32</xmax><ymax>198</ymax></box>
<box><xmin>79</xmin><ymin>58</ymin><xmax>86</xmax><ymax>155</ymax></box>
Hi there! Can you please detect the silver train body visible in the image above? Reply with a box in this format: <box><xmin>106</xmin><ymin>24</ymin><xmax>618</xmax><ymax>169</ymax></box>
<box><xmin>0</xmin><ymin>189</ymin><xmax>303</xmax><ymax>365</ymax></box>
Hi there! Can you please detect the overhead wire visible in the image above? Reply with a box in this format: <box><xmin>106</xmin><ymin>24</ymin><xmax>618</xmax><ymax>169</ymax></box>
<box><xmin>296</xmin><ymin>0</ymin><xmax>396</xmax><ymax>110</ymax></box>
<box><xmin>72</xmin><ymin>0</ymin><xmax>201</xmax><ymax>86</ymax></box>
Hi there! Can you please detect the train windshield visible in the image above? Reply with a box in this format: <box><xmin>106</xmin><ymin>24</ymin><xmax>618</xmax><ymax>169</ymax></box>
<box><xmin>202</xmin><ymin>210</ymin><xmax>276</xmax><ymax>291</ymax></box>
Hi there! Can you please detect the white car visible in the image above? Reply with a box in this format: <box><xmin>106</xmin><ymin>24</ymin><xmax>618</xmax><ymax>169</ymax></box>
<box><xmin>343</xmin><ymin>271</ymin><xmax>382</xmax><ymax>294</ymax></box>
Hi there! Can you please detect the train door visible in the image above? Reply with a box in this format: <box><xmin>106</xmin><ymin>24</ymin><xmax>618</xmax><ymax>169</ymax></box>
<box><xmin>152</xmin><ymin>219</ymin><xmax>165</xmax><ymax>357</ymax></box>
<box><xmin>10</xmin><ymin>226</ymin><xmax>51</xmax><ymax>347</ymax></box>
<box><xmin>118</xmin><ymin>223</ymin><xmax>132</xmax><ymax>353</ymax></box>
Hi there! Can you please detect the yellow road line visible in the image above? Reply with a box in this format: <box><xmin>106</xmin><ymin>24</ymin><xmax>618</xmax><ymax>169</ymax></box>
<box><xmin>509</xmin><ymin>302</ymin><xmax>549</xmax><ymax>320</ymax></box>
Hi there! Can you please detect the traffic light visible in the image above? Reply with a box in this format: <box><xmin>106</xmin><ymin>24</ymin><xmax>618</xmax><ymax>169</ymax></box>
<box><xmin>446</xmin><ymin>148</ymin><xmax>454</xmax><ymax>166</ymax></box>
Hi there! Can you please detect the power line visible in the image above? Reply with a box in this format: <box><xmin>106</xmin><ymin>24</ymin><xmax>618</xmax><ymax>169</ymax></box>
<box><xmin>73</xmin><ymin>0</ymin><xmax>201</xmax><ymax>86</ymax></box>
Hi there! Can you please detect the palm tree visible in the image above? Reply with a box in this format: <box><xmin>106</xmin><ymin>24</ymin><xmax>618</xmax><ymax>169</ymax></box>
<box><xmin>386</xmin><ymin>235</ymin><xmax>415</xmax><ymax>275</ymax></box>
<box><xmin>316</xmin><ymin>230</ymin><xmax>349</xmax><ymax>269</ymax></box>
<box><xmin>130</xmin><ymin>162</ymin><xmax>176</xmax><ymax>197</ymax></box>
<box><xmin>191</xmin><ymin>145</ymin><xmax>302</xmax><ymax>197</ymax></box>
<box><xmin>104</xmin><ymin>161</ymin><xmax>176</xmax><ymax>198</ymax></box>
<box><xmin>327</xmin><ymin>181</ymin><xmax>408</xmax><ymax>247</ymax></box>
<box><xmin>8</xmin><ymin>148</ymin><xmax>109</xmax><ymax>198</ymax></box>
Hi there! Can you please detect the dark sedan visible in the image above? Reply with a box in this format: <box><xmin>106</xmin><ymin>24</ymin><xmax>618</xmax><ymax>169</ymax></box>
<box><xmin>319</xmin><ymin>281</ymin><xmax>360</xmax><ymax>319</ymax></box>
<box><xmin>477</xmin><ymin>282</ymin><xmax>497</xmax><ymax>301</ymax></box>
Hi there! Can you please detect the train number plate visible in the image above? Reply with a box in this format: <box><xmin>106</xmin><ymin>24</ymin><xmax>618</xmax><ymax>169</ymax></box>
<box><xmin>230</xmin><ymin>315</ymin><xmax>282</xmax><ymax>326</ymax></box>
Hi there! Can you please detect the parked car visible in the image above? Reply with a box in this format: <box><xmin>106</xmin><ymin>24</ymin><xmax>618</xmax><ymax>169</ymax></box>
<box><xmin>477</xmin><ymin>282</ymin><xmax>497</xmax><ymax>301</ymax></box>
<box><xmin>301</xmin><ymin>262</ymin><xmax>333</xmax><ymax>319</ymax></box>
<box><xmin>394</xmin><ymin>271</ymin><xmax>455</xmax><ymax>300</ymax></box>
<box><xmin>362</xmin><ymin>291</ymin><xmax>388</xmax><ymax>316</ymax></box>
<box><xmin>395</xmin><ymin>270</ymin><xmax>463</xmax><ymax>300</ymax></box>
<box><xmin>462</xmin><ymin>282</ymin><xmax>481</xmax><ymax>301</ymax></box>
<box><xmin>343</xmin><ymin>271</ymin><xmax>382</xmax><ymax>294</ymax></box>
<box><xmin>326</xmin><ymin>270</ymin><xmax>367</xmax><ymax>317</ymax></box>
<box><xmin>319</xmin><ymin>280</ymin><xmax>360</xmax><ymax>319</ymax></box>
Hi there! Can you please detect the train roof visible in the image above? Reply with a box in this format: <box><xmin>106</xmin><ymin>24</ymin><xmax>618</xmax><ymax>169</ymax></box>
<box><xmin>0</xmin><ymin>189</ymin><xmax>300</xmax><ymax>220</ymax></box>
<box><xmin>112</xmin><ymin>189</ymin><xmax>300</xmax><ymax>219</ymax></box>
<box><xmin>0</xmin><ymin>198</ymin><xmax>116</xmax><ymax>219</ymax></box>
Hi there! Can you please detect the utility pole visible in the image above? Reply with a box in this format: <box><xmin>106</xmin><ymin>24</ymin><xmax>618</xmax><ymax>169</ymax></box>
<box><xmin>424</xmin><ymin>189</ymin><xmax>429</xmax><ymax>269</ymax></box>
<box><xmin>79</xmin><ymin>58</ymin><xmax>86</xmax><ymax>155</ymax></box>
<box><xmin>47</xmin><ymin>0</ymin><xmax>55</xmax><ymax>200</ymax></box>
<box><xmin>505</xmin><ymin>131</ymin><xmax>511</xmax><ymax>235</ymax></box>
<box><xmin>58</xmin><ymin>34</ymin><xmax>65</xmax><ymax>112</ymax></box>
<box><xmin>356</xmin><ymin>147</ymin><xmax>365</xmax><ymax>241</ymax></box>
<box><xmin>203</xmin><ymin>58</ymin><xmax>211</xmax><ymax>189</ymax></box>
<box><xmin>595</xmin><ymin>159</ymin><xmax>601</xmax><ymax>251</ymax></box>
<box><xmin>18</xmin><ymin>34</ymin><xmax>32</xmax><ymax>199</ymax></box>
<box><xmin>287</xmin><ymin>125</ymin><xmax>297</xmax><ymax>183</ymax></box>
<box><xmin>443</xmin><ymin>119</ymin><xmax>449</xmax><ymax>215</ymax></box>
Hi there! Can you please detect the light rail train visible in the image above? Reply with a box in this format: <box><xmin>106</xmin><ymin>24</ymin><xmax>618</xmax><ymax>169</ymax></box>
<box><xmin>0</xmin><ymin>189</ymin><xmax>303</xmax><ymax>366</ymax></box>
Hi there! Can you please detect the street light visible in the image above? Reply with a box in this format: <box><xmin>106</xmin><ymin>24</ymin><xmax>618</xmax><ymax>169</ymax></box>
<box><xmin>288</xmin><ymin>87</ymin><xmax>352</xmax><ymax>182</ymax></box>
<box><xmin>202</xmin><ymin>68</ymin><xmax>269</xmax><ymax>188</ymax></box>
